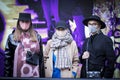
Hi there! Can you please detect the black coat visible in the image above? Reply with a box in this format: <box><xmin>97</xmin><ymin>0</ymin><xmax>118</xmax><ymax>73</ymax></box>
<box><xmin>4</xmin><ymin>30</ymin><xmax>45</xmax><ymax>77</ymax></box>
<box><xmin>79</xmin><ymin>31</ymin><xmax>116</xmax><ymax>78</ymax></box>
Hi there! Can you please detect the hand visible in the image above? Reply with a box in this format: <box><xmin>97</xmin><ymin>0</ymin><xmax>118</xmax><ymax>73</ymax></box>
<box><xmin>82</xmin><ymin>51</ymin><xmax>90</xmax><ymax>59</ymax></box>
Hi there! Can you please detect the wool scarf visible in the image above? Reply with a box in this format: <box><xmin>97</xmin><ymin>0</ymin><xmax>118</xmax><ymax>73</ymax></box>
<box><xmin>51</xmin><ymin>32</ymin><xmax>73</xmax><ymax>69</ymax></box>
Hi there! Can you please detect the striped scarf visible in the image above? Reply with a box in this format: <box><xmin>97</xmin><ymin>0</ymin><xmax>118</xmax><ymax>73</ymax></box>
<box><xmin>51</xmin><ymin>31</ymin><xmax>73</xmax><ymax>69</ymax></box>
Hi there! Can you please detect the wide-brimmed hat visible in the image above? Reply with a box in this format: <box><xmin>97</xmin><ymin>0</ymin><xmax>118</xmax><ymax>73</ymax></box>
<box><xmin>14</xmin><ymin>13</ymin><xmax>31</xmax><ymax>21</ymax></box>
<box><xmin>55</xmin><ymin>20</ymin><xmax>68</xmax><ymax>29</ymax></box>
<box><xmin>83</xmin><ymin>15</ymin><xmax>106</xmax><ymax>29</ymax></box>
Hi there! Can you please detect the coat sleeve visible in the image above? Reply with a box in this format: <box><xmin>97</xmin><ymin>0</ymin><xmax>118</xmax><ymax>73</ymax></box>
<box><xmin>72</xmin><ymin>41</ymin><xmax>79</xmax><ymax>73</ymax></box>
<box><xmin>43</xmin><ymin>40</ymin><xmax>51</xmax><ymax>59</ymax></box>
<box><xmin>103</xmin><ymin>37</ymin><xmax>116</xmax><ymax>78</ymax></box>
<box><xmin>79</xmin><ymin>39</ymin><xmax>88</xmax><ymax>64</ymax></box>
<box><xmin>37</xmin><ymin>33</ymin><xmax>45</xmax><ymax>77</ymax></box>
<box><xmin>4</xmin><ymin>34</ymin><xmax>15</xmax><ymax>77</ymax></box>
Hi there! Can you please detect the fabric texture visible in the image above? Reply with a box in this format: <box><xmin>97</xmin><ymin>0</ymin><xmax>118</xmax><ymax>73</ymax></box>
<box><xmin>51</xmin><ymin>32</ymin><xmax>73</xmax><ymax>69</ymax></box>
<box><xmin>44</xmin><ymin>32</ymin><xmax>79</xmax><ymax>78</ymax></box>
<box><xmin>79</xmin><ymin>31</ymin><xmax>116</xmax><ymax>78</ymax></box>
<box><xmin>13</xmin><ymin>32</ymin><xmax>40</xmax><ymax>77</ymax></box>
<box><xmin>52</xmin><ymin>52</ymin><xmax>61</xmax><ymax>78</ymax></box>
<box><xmin>72</xmin><ymin>71</ymin><xmax>77</xmax><ymax>78</ymax></box>
<box><xmin>4</xmin><ymin>30</ymin><xmax>45</xmax><ymax>77</ymax></box>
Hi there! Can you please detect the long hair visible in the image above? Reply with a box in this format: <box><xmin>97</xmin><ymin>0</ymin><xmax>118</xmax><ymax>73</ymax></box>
<box><xmin>14</xmin><ymin>20</ymin><xmax>37</xmax><ymax>42</ymax></box>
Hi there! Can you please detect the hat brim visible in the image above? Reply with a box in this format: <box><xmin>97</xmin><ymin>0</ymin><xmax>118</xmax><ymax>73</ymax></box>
<box><xmin>83</xmin><ymin>18</ymin><xmax>106</xmax><ymax>29</ymax></box>
<box><xmin>56</xmin><ymin>26</ymin><xmax>67</xmax><ymax>29</ymax></box>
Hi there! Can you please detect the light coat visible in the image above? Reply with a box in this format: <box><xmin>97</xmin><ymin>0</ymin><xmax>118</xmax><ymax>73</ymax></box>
<box><xmin>44</xmin><ymin>39</ymin><xmax>79</xmax><ymax>78</ymax></box>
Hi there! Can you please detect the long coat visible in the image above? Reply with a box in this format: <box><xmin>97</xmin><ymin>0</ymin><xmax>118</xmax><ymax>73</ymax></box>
<box><xmin>44</xmin><ymin>40</ymin><xmax>79</xmax><ymax>78</ymax></box>
<box><xmin>4</xmin><ymin>30</ymin><xmax>45</xmax><ymax>77</ymax></box>
<box><xmin>79</xmin><ymin>31</ymin><xmax>116</xmax><ymax>78</ymax></box>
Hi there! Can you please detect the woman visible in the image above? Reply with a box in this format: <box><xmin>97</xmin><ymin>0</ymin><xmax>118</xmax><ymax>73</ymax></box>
<box><xmin>44</xmin><ymin>20</ymin><xmax>79</xmax><ymax>78</ymax></box>
<box><xmin>4</xmin><ymin>13</ymin><xmax>45</xmax><ymax>77</ymax></box>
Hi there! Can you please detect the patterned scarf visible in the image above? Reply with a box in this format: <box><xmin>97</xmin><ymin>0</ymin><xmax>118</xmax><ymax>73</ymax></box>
<box><xmin>51</xmin><ymin>32</ymin><xmax>73</xmax><ymax>69</ymax></box>
<box><xmin>13</xmin><ymin>32</ymin><xmax>40</xmax><ymax>77</ymax></box>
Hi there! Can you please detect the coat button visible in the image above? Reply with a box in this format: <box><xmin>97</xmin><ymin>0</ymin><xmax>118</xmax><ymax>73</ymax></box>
<box><xmin>45</xmin><ymin>67</ymin><xmax>47</xmax><ymax>69</ymax></box>
<box><xmin>69</xmin><ymin>69</ymin><xmax>71</xmax><ymax>71</ymax></box>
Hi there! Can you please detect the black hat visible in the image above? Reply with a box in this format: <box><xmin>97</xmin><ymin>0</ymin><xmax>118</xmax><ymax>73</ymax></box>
<box><xmin>83</xmin><ymin>15</ymin><xmax>106</xmax><ymax>29</ymax></box>
<box><xmin>14</xmin><ymin>13</ymin><xmax>31</xmax><ymax>21</ymax></box>
<box><xmin>55</xmin><ymin>20</ymin><xmax>68</xmax><ymax>29</ymax></box>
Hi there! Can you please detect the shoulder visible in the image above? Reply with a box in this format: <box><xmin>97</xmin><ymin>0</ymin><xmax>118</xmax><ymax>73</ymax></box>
<box><xmin>34</xmin><ymin>30</ymin><xmax>42</xmax><ymax>39</ymax></box>
<box><xmin>46</xmin><ymin>39</ymin><xmax>52</xmax><ymax>45</ymax></box>
<box><xmin>102</xmin><ymin>34</ymin><xmax>112</xmax><ymax>42</ymax></box>
<box><xmin>7</xmin><ymin>29</ymin><xmax>16</xmax><ymax>39</ymax></box>
<box><xmin>6</xmin><ymin>30</ymin><xmax>18</xmax><ymax>46</ymax></box>
<box><xmin>7</xmin><ymin>31</ymin><xmax>14</xmax><ymax>40</ymax></box>
<box><xmin>71</xmin><ymin>40</ymin><xmax>77</xmax><ymax>47</ymax></box>
<box><xmin>99</xmin><ymin>33</ymin><xmax>113</xmax><ymax>44</ymax></box>
<box><xmin>34</xmin><ymin>30</ymin><xmax>40</xmax><ymax>36</ymax></box>
<box><xmin>71</xmin><ymin>40</ymin><xmax>76</xmax><ymax>44</ymax></box>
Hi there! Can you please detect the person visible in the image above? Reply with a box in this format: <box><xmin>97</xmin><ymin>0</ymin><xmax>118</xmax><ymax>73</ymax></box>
<box><xmin>79</xmin><ymin>15</ymin><xmax>116</xmax><ymax>78</ymax></box>
<box><xmin>44</xmin><ymin>20</ymin><xmax>79</xmax><ymax>78</ymax></box>
<box><xmin>4</xmin><ymin>13</ymin><xmax>45</xmax><ymax>77</ymax></box>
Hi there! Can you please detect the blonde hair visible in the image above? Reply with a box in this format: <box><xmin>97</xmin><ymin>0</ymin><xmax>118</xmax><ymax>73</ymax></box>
<box><xmin>14</xmin><ymin>20</ymin><xmax>37</xmax><ymax>42</ymax></box>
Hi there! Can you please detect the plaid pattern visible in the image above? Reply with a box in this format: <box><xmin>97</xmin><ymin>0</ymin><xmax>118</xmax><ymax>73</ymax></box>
<box><xmin>51</xmin><ymin>32</ymin><xmax>73</xmax><ymax>69</ymax></box>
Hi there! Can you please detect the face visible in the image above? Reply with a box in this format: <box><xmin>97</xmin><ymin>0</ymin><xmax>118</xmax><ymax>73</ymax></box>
<box><xmin>88</xmin><ymin>20</ymin><xmax>101</xmax><ymax>34</ymax></box>
<box><xmin>19</xmin><ymin>20</ymin><xmax>31</xmax><ymax>31</ymax></box>
<box><xmin>56</xmin><ymin>28</ymin><xmax>68</xmax><ymax>37</ymax></box>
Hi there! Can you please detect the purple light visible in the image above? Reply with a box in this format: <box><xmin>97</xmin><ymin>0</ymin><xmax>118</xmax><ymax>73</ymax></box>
<box><xmin>41</xmin><ymin>0</ymin><xmax>59</xmax><ymax>31</ymax></box>
<box><xmin>0</xmin><ymin>12</ymin><xmax>6</xmax><ymax>43</ymax></box>
<box><xmin>73</xmin><ymin>15</ymin><xmax>85</xmax><ymax>47</ymax></box>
